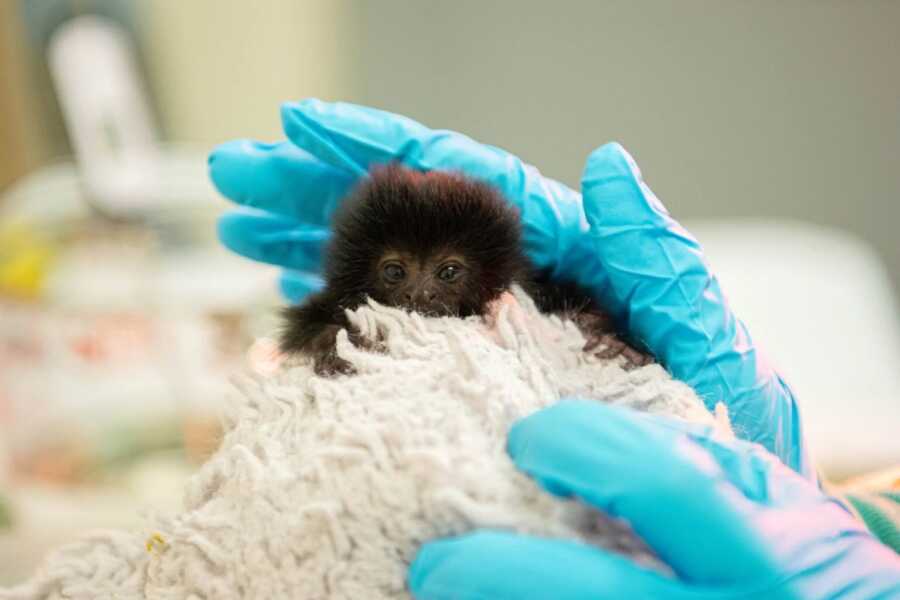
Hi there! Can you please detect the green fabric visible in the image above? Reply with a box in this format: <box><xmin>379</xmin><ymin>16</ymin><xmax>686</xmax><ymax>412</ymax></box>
<box><xmin>846</xmin><ymin>492</ymin><xmax>900</xmax><ymax>555</ymax></box>
<box><xmin>882</xmin><ymin>491</ymin><xmax>900</xmax><ymax>504</ymax></box>
<box><xmin>0</xmin><ymin>493</ymin><xmax>11</xmax><ymax>529</ymax></box>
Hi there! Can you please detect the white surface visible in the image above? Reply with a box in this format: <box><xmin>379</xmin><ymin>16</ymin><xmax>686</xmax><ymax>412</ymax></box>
<box><xmin>686</xmin><ymin>218</ymin><xmax>900</xmax><ymax>476</ymax></box>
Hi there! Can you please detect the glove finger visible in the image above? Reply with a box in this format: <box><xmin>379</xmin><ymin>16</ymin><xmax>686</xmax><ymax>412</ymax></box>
<box><xmin>507</xmin><ymin>400</ymin><xmax>773</xmax><ymax>585</ymax></box>
<box><xmin>209</xmin><ymin>139</ymin><xmax>355</xmax><ymax>225</ymax></box>
<box><xmin>579</xmin><ymin>143</ymin><xmax>810</xmax><ymax>477</ymax></box>
<box><xmin>279</xmin><ymin>269</ymin><xmax>325</xmax><ymax>304</ymax></box>
<box><xmin>678</xmin><ymin>423</ymin><xmax>828</xmax><ymax>509</ymax></box>
<box><xmin>409</xmin><ymin>530</ymin><xmax>693</xmax><ymax>600</ymax></box>
<box><xmin>280</xmin><ymin>99</ymin><xmax>588</xmax><ymax>274</ymax></box>
<box><xmin>217</xmin><ymin>210</ymin><xmax>330</xmax><ymax>271</ymax></box>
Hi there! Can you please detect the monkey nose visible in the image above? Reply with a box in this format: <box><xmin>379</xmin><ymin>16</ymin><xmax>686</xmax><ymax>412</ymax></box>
<box><xmin>407</xmin><ymin>290</ymin><xmax>435</xmax><ymax>308</ymax></box>
<box><xmin>403</xmin><ymin>290</ymin><xmax>434</xmax><ymax>302</ymax></box>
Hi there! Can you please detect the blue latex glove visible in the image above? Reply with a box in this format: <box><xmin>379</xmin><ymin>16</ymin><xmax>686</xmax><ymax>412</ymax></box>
<box><xmin>409</xmin><ymin>400</ymin><xmax>900</xmax><ymax>600</ymax></box>
<box><xmin>209</xmin><ymin>99</ymin><xmax>809</xmax><ymax>476</ymax></box>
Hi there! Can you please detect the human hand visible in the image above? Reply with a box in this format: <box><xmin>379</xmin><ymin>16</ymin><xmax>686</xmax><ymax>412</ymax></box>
<box><xmin>209</xmin><ymin>100</ymin><xmax>809</xmax><ymax>475</ymax></box>
<box><xmin>408</xmin><ymin>400</ymin><xmax>900</xmax><ymax>600</ymax></box>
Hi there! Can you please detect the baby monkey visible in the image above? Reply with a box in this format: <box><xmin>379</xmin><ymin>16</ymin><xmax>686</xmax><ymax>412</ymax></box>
<box><xmin>280</xmin><ymin>164</ymin><xmax>651</xmax><ymax>375</ymax></box>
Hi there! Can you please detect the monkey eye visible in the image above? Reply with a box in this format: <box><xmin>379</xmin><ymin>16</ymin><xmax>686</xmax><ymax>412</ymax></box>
<box><xmin>437</xmin><ymin>263</ymin><xmax>463</xmax><ymax>282</ymax></box>
<box><xmin>382</xmin><ymin>262</ymin><xmax>406</xmax><ymax>283</ymax></box>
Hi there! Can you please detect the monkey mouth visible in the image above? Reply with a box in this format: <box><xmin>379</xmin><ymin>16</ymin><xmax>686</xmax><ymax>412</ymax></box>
<box><xmin>404</xmin><ymin>301</ymin><xmax>457</xmax><ymax>318</ymax></box>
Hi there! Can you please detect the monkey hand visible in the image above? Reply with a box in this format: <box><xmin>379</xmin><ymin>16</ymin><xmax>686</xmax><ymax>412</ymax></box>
<box><xmin>300</xmin><ymin>325</ymin><xmax>354</xmax><ymax>376</ymax></box>
<box><xmin>209</xmin><ymin>100</ymin><xmax>809</xmax><ymax>476</ymax></box>
<box><xmin>408</xmin><ymin>401</ymin><xmax>900</xmax><ymax>600</ymax></box>
<box><xmin>572</xmin><ymin>311</ymin><xmax>653</xmax><ymax>369</ymax></box>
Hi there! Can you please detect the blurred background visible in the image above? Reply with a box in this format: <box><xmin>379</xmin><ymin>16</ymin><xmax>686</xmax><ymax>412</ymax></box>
<box><xmin>1</xmin><ymin>0</ymin><xmax>898</xmax><ymax>586</ymax></box>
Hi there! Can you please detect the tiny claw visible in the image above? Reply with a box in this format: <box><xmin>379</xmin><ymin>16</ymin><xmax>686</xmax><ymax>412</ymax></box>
<box><xmin>583</xmin><ymin>332</ymin><xmax>654</xmax><ymax>369</ymax></box>
<box><xmin>584</xmin><ymin>333</ymin><xmax>628</xmax><ymax>359</ymax></box>
<box><xmin>621</xmin><ymin>346</ymin><xmax>654</xmax><ymax>370</ymax></box>
<box><xmin>582</xmin><ymin>336</ymin><xmax>602</xmax><ymax>353</ymax></box>
<box><xmin>314</xmin><ymin>354</ymin><xmax>356</xmax><ymax>376</ymax></box>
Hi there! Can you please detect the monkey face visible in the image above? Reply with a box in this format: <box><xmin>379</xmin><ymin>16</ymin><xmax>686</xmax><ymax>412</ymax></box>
<box><xmin>325</xmin><ymin>164</ymin><xmax>529</xmax><ymax>318</ymax></box>
<box><xmin>372</xmin><ymin>250</ymin><xmax>480</xmax><ymax>316</ymax></box>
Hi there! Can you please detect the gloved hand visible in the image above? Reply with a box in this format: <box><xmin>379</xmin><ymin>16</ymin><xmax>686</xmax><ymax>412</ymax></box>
<box><xmin>409</xmin><ymin>400</ymin><xmax>900</xmax><ymax>600</ymax></box>
<box><xmin>209</xmin><ymin>99</ymin><xmax>809</xmax><ymax>476</ymax></box>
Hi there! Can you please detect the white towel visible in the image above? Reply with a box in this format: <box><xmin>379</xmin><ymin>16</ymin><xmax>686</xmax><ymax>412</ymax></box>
<box><xmin>2</xmin><ymin>289</ymin><xmax>729</xmax><ymax>600</ymax></box>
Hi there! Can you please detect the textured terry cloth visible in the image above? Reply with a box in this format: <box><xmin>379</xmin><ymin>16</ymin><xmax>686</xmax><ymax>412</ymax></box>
<box><xmin>1</xmin><ymin>288</ymin><xmax>731</xmax><ymax>600</ymax></box>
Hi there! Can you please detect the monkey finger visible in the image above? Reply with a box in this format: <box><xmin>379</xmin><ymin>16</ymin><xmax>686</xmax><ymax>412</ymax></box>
<box><xmin>313</xmin><ymin>352</ymin><xmax>356</xmax><ymax>377</ymax></box>
<box><xmin>347</xmin><ymin>327</ymin><xmax>387</xmax><ymax>353</ymax></box>
<box><xmin>621</xmin><ymin>347</ymin><xmax>654</xmax><ymax>369</ymax></box>
<box><xmin>632</xmin><ymin>348</ymin><xmax>655</xmax><ymax>365</ymax></box>
<box><xmin>209</xmin><ymin>139</ymin><xmax>355</xmax><ymax>225</ymax></box>
<box><xmin>587</xmin><ymin>334</ymin><xmax>627</xmax><ymax>359</ymax></box>
<box><xmin>582</xmin><ymin>337</ymin><xmax>601</xmax><ymax>353</ymax></box>
<box><xmin>581</xmin><ymin>333</ymin><xmax>608</xmax><ymax>354</ymax></box>
<box><xmin>217</xmin><ymin>211</ymin><xmax>331</xmax><ymax>271</ymax></box>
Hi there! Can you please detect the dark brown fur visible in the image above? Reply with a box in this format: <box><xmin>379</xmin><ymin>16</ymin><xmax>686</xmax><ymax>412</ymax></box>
<box><xmin>280</xmin><ymin>164</ymin><xmax>650</xmax><ymax>374</ymax></box>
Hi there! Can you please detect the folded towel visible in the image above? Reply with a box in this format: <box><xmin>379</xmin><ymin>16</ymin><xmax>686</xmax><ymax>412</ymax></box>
<box><xmin>2</xmin><ymin>289</ymin><xmax>729</xmax><ymax>600</ymax></box>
